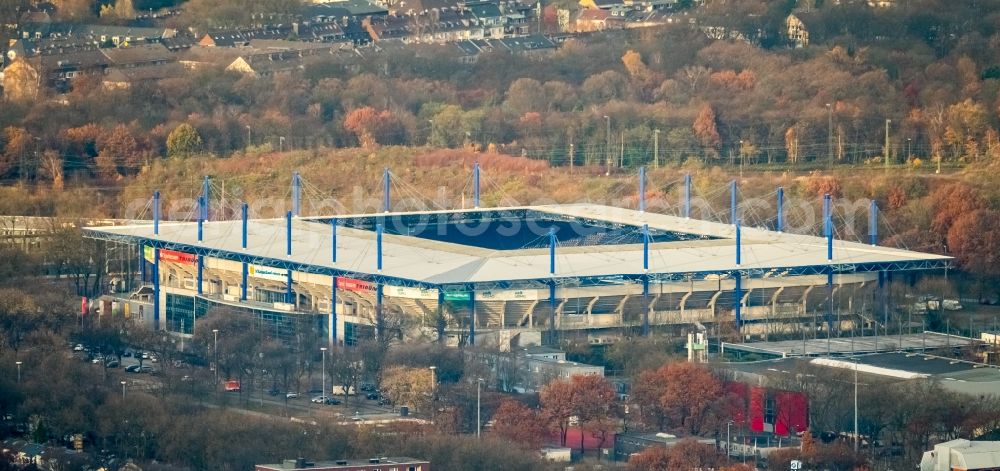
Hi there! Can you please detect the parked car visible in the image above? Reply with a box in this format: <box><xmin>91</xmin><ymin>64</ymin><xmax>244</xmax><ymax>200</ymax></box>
<box><xmin>286</xmin><ymin>392</ymin><xmax>299</xmax><ymax>399</ymax></box>
<box><xmin>311</xmin><ymin>395</ymin><xmax>340</xmax><ymax>405</ymax></box>
<box><xmin>138</xmin><ymin>366</ymin><xmax>154</xmax><ymax>374</ymax></box>
<box><xmin>105</xmin><ymin>360</ymin><xmax>120</xmax><ymax>368</ymax></box>
<box><xmin>366</xmin><ymin>392</ymin><xmax>381</xmax><ymax>401</ymax></box>
<box><xmin>125</xmin><ymin>365</ymin><xmax>141</xmax><ymax>373</ymax></box>
<box><xmin>73</xmin><ymin>344</ymin><xmax>85</xmax><ymax>352</ymax></box>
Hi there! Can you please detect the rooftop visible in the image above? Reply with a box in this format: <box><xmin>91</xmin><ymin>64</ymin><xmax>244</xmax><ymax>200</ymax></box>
<box><xmin>85</xmin><ymin>203</ymin><xmax>949</xmax><ymax>288</ymax></box>
<box><xmin>721</xmin><ymin>351</ymin><xmax>1000</xmax><ymax>396</ymax></box>
<box><xmin>722</xmin><ymin>332</ymin><xmax>977</xmax><ymax>358</ymax></box>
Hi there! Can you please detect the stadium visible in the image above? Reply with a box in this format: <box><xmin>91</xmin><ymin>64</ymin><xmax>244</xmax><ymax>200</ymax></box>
<box><xmin>84</xmin><ymin>168</ymin><xmax>951</xmax><ymax>349</ymax></box>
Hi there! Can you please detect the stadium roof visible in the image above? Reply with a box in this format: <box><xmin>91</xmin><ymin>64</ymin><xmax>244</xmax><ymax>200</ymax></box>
<box><xmin>85</xmin><ymin>204</ymin><xmax>950</xmax><ymax>288</ymax></box>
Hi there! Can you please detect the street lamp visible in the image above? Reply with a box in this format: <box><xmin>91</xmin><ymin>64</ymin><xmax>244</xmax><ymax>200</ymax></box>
<box><xmin>826</xmin><ymin>103</ymin><xmax>833</xmax><ymax>168</ymax></box>
<box><xmin>279</xmin><ymin>136</ymin><xmax>286</xmax><ymax>153</ymax></box>
<box><xmin>738</xmin><ymin>139</ymin><xmax>745</xmax><ymax>178</ymax></box>
<box><xmin>429</xmin><ymin>366</ymin><xmax>437</xmax><ymax>401</ymax></box>
<box><xmin>604</xmin><ymin>116</ymin><xmax>612</xmax><ymax>176</ymax></box>
<box><xmin>121</xmin><ymin>380</ymin><xmax>127</xmax><ymax>399</ymax></box>
<box><xmin>246</xmin><ymin>125</ymin><xmax>252</xmax><ymax>147</ymax></box>
<box><xmin>653</xmin><ymin>129</ymin><xmax>660</xmax><ymax>169</ymax></box>
<box><xmin>320</xmin><ymin>347</ymin><xmax>328</xmax><ymax>401</ymax></box>
<box><xmin>212</xmin><ymin>329</ymin><xmax>219</xmax><ymax>387</ymax></box>
<box><xmin>884</xmin><ymin>119</ymin><xmax>892</xmax><ymax>172</ymax></box>
<box><xmin>476</xmin><ymin>377</ymin><xmax>484</xmax><ymax>438</ymax></box>
<box><xmin>15</xmin><ymin>361</ymin><xmax>22</xmax><ymax>384</ymax></box>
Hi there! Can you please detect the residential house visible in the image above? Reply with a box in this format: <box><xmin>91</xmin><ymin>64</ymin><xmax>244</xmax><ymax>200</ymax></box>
<box><xmin>454</xmin><ymin>38</ymin><xmax>492</xmax><ymax>63</ymax></box>
<box><xmin>295</xmin><ymin>22</ymin><xmax>348</xmax><ymax>42</ymax></box>
<box><xmin>6</xmin><ymin>37</ymin><xmax>100</xmax><ymax>63</ymax></box>
<box><xmin>103</xmin><ymin>63</ymin><xmax>184</xmax><ymax>89</ymax></box>
<box><xmin>340</xmin><ymin>19</ymin><xmax>375</xmax><ymax>45</ymax></box>
<box><xmin>578</xmin><ymin>0</ymin><xmax>626</xmax><ymax>9</ymax></box>
<box><xmin>785</xmin><ymin>13</ymin><xmax>809</xmax><ymax>47</ymax></box>
<box><xmin>31</xmin><ymin>49</ymin><xmax>110</xmax><ymax>90</ymax></box>
<box><xmin>102</xmin><ymin>43</ymin><xmax>173</xmax><ymax>69</ymax></box>
<box><xmin>465</xmin><ymin>1</ymin><xmax>506</xmax><ymax>38</ymax></box>
<box><xmin>303</xmin><ymin>0</ymin><xmax>390</xmax><ymax>22</ymax></box>
<box><xmin>160</xmin><ymin>34</ymin><xmax>196</xmax><ymax>52</ymax></box>
<box><xmin>4</xmin><ymin>42</ymin><xmax>176</xmax><ymax>97</ymax></box>
<box><xmin>198</xmin><ymin>26</ymin><xmax>292</xmax><ymax>47</ymax></box>
<box><xmin>390</xmin><ymin>0</ymin><xmax>461</xmax><ymax>15</ymax></box>
<box><xmin>503</xmin><ymin>1</ymin><xmax>535</xmax><ymax>35</ymax></box>
<box><xmin>438</xmin><ymin>31</ymin><xmax>555</xmax><ymax>62</ymax></box>
<box><xmin>18</xmin><ymin>22</ymin><xmax>175</xmax><ymax>46</ymax></box>
<box><xmin>363</xmin><ymin>14</ymin><xmax>415</xmax><ymax>42</ymax></box>
<box><xmin>496</xmin><ymin>33</ymin><xmax>556</xmax><ymax>57</ymax></box>
<box><xmin>226</xmin><ymin>53</ymin><xmax>307</xmax><ymax>77</ymax></box>
<box><xmin>175</xmin><ymin>45</ymin><xmax>245</xmax><ymax>69</ymax></box>
<box><xmin>226</xmin><ymin>44</ymin><xmax>360</xmax><ymax>77</ymax></box>
<box><xmin>575</xmin><ymin>8</ymin><xmax>611</xmax><ymax>32</ymax></box>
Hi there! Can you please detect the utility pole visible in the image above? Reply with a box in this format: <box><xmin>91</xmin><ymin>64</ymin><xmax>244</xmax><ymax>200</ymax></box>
<box><xmin>653</xmin><ymin>129</ymin><xmax>660</xmax><ymax>169</ymax></box>
<box><xmin>826</xmin><ymin>103</ymin><xmax>833</xmax><ymax>169</ymax></box>
<box><xmin>619</xmin><ymin>130</ymin><xmax>624</xmax><ymax>168</ymax></box>
<box><xmin>853</xmin><ymin>358</ymin><xmax>859</xmax><ymax>453</ymax></box>
<box><xmin>884</xmin><ymin>119</ymin><xmax>891</xmax><ymax>172</ymax></box>
<box><xmin>604</xmin><ymin>116</ymin><xmax>611</xmax><ymax>175</ymax></box>
<box><xmin>568</xmin><ymin>142</ymin><xmax>574</xmax><ymax>170</ymax></box>
<box><xmin>477</xmin><ymin>378</ymin><xmax>483</xmax><ymax>438</ymax></box>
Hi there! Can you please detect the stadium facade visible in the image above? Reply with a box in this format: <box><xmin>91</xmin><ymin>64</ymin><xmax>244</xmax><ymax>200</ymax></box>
<box><xmin>84</xmin><ymin>170</ymin><xmax>950</xmax><ymax>348</ymax></box>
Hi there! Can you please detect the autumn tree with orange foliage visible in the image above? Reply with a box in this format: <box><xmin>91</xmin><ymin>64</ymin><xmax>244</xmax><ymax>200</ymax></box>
<box><xmin>539</xmin><ymin>374</ymin><xmax>617</xmax><ymax>451</ymax></box>
<box><xmin>489</xmin><ymin>399</ymin><xmax>547</xmax><ymax>449</ymax></box>
<box><xmin>343</xmin><ymin>107</ymin><xmax>406</xmax><ymax>148</ymax></box>
<box><xmin>929</xmin><ymin>182</ymin><xmax>986</xmax><ymax>234</ymax></box>
<box><xmin>693</xmin><ymin>104</ymin><xmax>721</xmax><ymax>159</ymax></box>
<box><xmin>630</xmin><ymin>362</ymin><xmax>723</xmax><ymax>435</ymax></box>
<box><xmin>1</xmin><ymin>127</ymin><xmax>34</xmax><ymax>178</ymax></box>
<box><xmin>627</xmin><ymin>438</ymin><xmax>723</xmax><ymax>471</ymax></box>
<box><xmin>946</xmin><ymin>209</ymin><xmax>1000</xmax><ymax>276</ymax></box>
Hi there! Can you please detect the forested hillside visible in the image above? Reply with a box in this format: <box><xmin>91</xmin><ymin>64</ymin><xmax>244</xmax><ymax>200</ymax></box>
<box><xmin>2</xmin><ymin>0</ymin><xmax>1000</xmax><ymax>182</ymax></box>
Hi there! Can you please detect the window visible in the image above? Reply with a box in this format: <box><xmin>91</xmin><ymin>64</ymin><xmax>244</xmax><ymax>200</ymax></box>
<box><xmin>165</xmin><ymin>293</ymin><xmax>196</xmax><ymax>334</ymax></box>
<box><xmin>764</xmin><ymin>395</ymin><xmax>776</xmax><ymax>425</ymax></box>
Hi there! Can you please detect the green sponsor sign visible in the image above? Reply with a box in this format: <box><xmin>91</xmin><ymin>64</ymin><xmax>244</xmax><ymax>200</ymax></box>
<box><xmin>143</xmin><ymin>245</ymin><xmax>153</xmax><ymax>263</ymax></box>
<box><xmin>443</xmin><ymin>291</ymin><xmax>471</xmax><ymax>301</ymax></box>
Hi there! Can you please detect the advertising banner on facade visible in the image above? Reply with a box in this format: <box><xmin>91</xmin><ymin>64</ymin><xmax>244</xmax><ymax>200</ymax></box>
<box><xmin>248</xmin><ymin>264</ymin><xmax>287</xmax><ymax>282</ymax></box>
<box><xmin>337</xmin><ymin>276</ymin><xmax>375</xmax><ymax>293</ymax></box>
<box><xmin>385</xmin><ymin>285</ymin><xmax>438</xmax><ymax>300</ymax></box>
<box><xmin>443</xmin><ymin>291</ymin><xmax>471</xmax><ymax>302</ymax></box>
<box><xmin>159</xmin><ymin>248</ymin><xmax>196</xmax><ymax>265</ymax></box>
<box><xmin>476</xmin><ymin>289</ymin><xmax>543</xmax><ymax>301</ymax></box>
<box><xmin>143</xmin><ymin>245</ymin><xmax>153</xmax><ymax>263</ymax></box>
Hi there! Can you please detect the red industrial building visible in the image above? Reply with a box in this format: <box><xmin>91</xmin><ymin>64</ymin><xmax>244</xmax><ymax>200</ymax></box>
<box><xmin>726</xmin><ymin>382</ymin><xmax>809</xmax><ymax>436</ymax></box>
